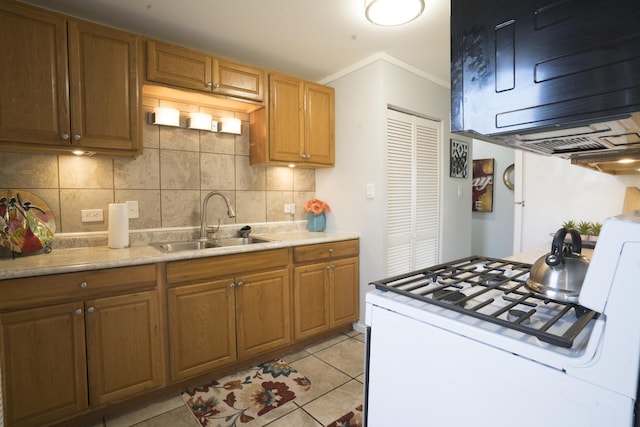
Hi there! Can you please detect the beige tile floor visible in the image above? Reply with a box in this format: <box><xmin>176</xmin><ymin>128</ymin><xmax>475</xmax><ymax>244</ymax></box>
<box><xmin>98</xmin><ymin>331</ymin><xmax>365</xmax><ymax>427</ymax></box>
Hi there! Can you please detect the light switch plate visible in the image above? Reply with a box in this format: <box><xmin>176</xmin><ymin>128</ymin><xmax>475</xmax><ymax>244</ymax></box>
<box><xmin>366</xmin><ymin>183</ymin><xmax>375</xmax><ymax>199</ymax></box>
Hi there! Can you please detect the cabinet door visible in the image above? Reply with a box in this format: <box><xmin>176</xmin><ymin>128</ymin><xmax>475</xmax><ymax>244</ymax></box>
<box><xmin>330</xmin><ymin>257</ymin><xmax>359</xmax><ymax>327</ymax></box>
<box><xmin>67</xmin><ymin>20</ymin><xmax>140</xmax><ymax>153</ymax></box>
<box><xmin>293</xmin><ymin>263</ymin><xmax>330</xmax><ymax>339</ymax></box>
<box><xmin>0</xmin><ymin>1</ymin><xmax>70</xmax><ymax>146</ymax></box>
<box><xmin>268</xmin><ymin>73</ymin><xmax>305</xmax><ymax>163</ymax></box>
<box><xmin>304</xmin><ymin>82</ymin><xmax>335</xmax><ymax>166</ymax></box>
<box><xmin>85</xmin><ymin>291</ymin><xmax>163</xmax><ymax>406</ymax></box>
<box><xmin>146</xmin><ymin>39</ymin><xmax>212</xmax><ymax>92</ymax></box>
<box><xmin>0</xmin><ymin>302</ymin><xmax>88</xmax><ymax>427</ymax></box>
<box><xmin>213</xmin><ymin>59</ymin><xmax>264</xmax><ymax>102</ymax></box>
<box><xmin>167</xmin><ymin>279</ymin><xmax>237</xmax><ymax>381</ymax></box>
<box><xmin>236</xmin><ymin>268</ymin><xmax>292</xmax><ymax>359</ymax></box>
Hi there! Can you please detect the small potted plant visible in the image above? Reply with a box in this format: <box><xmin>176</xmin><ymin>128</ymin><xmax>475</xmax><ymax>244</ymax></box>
<box><xmin>562</xmin><ymin>220</ymin><xmax>576</xmax><ymax>230</ymax></box>
<box><xmin>590</xmin><ymin>222</ymin><xmax>602</xmax><ymax>242</ymax></box>
<box><xmin>576</xmin><ymin>221</ymin><xmax>593</xmax><ymax>241</ymax></box>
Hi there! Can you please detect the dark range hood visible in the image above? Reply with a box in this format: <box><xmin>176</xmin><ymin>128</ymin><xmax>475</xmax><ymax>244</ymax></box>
<box><xmin>451</xmin><ymin>0</ymin><xmax>640</xmax><ymax>174</ymax></box>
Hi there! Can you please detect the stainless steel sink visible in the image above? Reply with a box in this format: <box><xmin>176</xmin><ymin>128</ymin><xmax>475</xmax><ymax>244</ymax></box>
<box><xmin>150</xmin><ymin>237</ymin><xmax>271</xmax><ymax>252</ymax></box>
<box><xmin>213</xmin><ymin>237</ymin><xmax>271</xmax><ymax>246</ymax></box>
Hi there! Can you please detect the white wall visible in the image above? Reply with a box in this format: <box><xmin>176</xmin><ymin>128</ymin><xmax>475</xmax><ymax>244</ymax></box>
<box><xmin>317</xmin><ymin>57</ymin><xmax>472</xmax><ymax>328</ymax></box>
<box><xmin>520</xmin><ymin>152</ymin><xmax>640</xmax><ymax>250</ymax></box>
<box><xmin>471</xmin><ymin>139</ymin><xmax>515</xmax><ymax>258</ymax></box>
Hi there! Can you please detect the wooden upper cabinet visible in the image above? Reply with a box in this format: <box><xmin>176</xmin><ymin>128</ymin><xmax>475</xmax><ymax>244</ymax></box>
<box><xmin>67</xmin><ymin>20</ymin><xmax>140</xmax><ymax>153</ymax></box>
<box><xmin>146</xmin><ymin>39</ymin><xmax>264</xmax><ymax>102</ymax></box>
<box><xmin>304</xmin><ymin>82</ymin><xmax>335</xmax><ymax>166</ymax></box>
<box><xmin>250</xmin><ymin>72</ymin><xmax>335</xmax><ymax>168</ymax></box>
<box><xmin>0</xmin><ymin>1</ymin><xmax>70</xmax><ymax>146</ymax></box>
<box><xmin>0</xmin><ymin>0</ymin><xmax>141</xmax><ymax>157</ymax></box>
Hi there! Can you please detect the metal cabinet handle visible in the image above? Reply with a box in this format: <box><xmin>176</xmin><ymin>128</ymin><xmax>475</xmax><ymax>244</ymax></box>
<box><xmin>230</xmin><ymin>282</ymin><xmax>236</xmax><ymax>288</ymax></box>
<box><xmin>61</xmin><ymin>133</ymin><xmax>70</xmax><ymax>141</ymax></box>
<box><xmin>87</xmin><ymin>306</ymin><xmax>95</xmax><ymax>313</ymax></box>
<box><xmin>75</xmin><ymin>308</ymin><xmax>83</xmax><ymax>315</ymax></box>
<box><xmin>80</xmin><ymin>281</ymin><xmax>88</xmax><ymax>289</ymax></box>
<box><xmin>73</xmin><ymin>134</ymin><xmax>81</xmax><ymax>141</ymax></box>
<box><xmin>236</xmin><ymin>281</ymin><xmax>244</xmax><ymax>287</ymax></box>
<box><xmin>206</xmin><ymin>82</ymin><xmax>213</xmax><ymax>87</ymax></box>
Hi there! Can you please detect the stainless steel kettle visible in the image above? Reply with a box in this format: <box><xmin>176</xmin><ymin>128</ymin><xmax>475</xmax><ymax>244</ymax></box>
<box><xmin>525</xmin><ymin>228</ymin><xmax>590</xmax><ymax>303</ymax></box>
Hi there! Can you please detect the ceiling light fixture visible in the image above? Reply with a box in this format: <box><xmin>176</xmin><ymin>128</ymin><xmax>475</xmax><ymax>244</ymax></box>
<box><xmin>365</xmin><ymin>0</ymin><xmax>425</xmax><ymax>26</ymax></box>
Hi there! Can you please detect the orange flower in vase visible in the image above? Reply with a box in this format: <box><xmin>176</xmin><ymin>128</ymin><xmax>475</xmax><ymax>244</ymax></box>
<box><xmin>304</xmin><ymin>198</ymin><xmax>330</xmax><ymax>232</ymax></box>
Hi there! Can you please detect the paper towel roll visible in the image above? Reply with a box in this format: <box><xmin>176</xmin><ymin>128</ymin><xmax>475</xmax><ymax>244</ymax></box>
<box><xmin>108</xmin><ymin>203</ymin><xmax>129</xmax><ymax>249</ymax></box>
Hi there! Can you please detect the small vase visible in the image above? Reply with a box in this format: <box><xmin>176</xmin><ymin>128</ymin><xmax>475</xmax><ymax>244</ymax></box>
<box><xmin>307</xmin><ymin>212</ymin><xmax>326</xmax><ymax>232</ymax></box>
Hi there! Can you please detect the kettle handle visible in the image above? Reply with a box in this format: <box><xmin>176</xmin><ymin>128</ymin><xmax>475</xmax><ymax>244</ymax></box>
<box><xmin>546</xmin><ymin>228</ymin><xmax>582</xmax><ymax>266</ymax></box>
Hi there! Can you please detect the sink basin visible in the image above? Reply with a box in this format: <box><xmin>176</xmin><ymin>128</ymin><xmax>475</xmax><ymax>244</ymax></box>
<box><xmin>213</xmin><ymin>237</ymin><xmax>271</xmax><ymax>246</ymax></box>
<box><xmin>150</xmin><ymin>237</ymin><xmax>271</xmax><ymax>252</ymax></box>
<box><xmin>152</xmin><ymin>240</ymin><xmax>219</xmax><ymax>252</ymax></box>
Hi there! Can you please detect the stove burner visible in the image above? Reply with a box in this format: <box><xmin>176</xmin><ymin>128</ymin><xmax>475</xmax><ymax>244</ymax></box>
<box><xmin>507</xmin><ymin>309</ymin><xmax>531</xmax><ymax>325</ymax></box>
<box><xmin>478</xmin><ymin>272</ymin><xmax>508</xmax><ymax>285</ymax></box>
<box><xmin>434</xmin><ymin>289</ymin><xmax>467</xmax><ymax>308</ymax></box>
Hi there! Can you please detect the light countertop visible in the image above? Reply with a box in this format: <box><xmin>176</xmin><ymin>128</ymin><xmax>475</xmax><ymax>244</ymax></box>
<box><xmin>0</xmin><ymin>231</ymin><xmax>359</xmax><ymax>280</ymax></box>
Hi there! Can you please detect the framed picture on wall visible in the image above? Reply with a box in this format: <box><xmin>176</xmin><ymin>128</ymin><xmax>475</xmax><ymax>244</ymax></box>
<box><xmin>472</xmin><ymin>158</ymin><xmax>494</xmax><ymax>212</ymax></box>
<box><xmin>450</xmin><ymin>139</ymin><xmax>468</xmax><ymax>178</ymax></box>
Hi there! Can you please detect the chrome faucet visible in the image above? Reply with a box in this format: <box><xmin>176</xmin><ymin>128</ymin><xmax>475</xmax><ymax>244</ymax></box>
<box><xmin>200</xmin><ymin>192</ymin><xmax>236</xmax><ymax>240</ymax></box>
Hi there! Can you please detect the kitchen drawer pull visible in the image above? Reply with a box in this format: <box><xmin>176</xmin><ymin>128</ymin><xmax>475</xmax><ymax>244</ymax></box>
<box><xmin>206</xmin><ymin>81</ymin><xmax>213</xmax><ymax>87</ymax></box>
<box><xmin>236</xmin><ymin>281</ymin><xmax>244</xmax><ymax>287</ymax></box>
<box><xmin>61</xmin><ymin>133</ymin><xmax>69</xmax><ymax>141</ymax></box>
<box><xmin>87</xmin><ymin>306</ymin><xmax>95</xmax><ymax>313</ymax></box>
<box><xmin>230</xmin><ymin>282</ymin><xmax>236</xmax><ymax>288</ymax></box>
<box><xmin>73</xmin><ymin>134</ymin><xmax>81</xmax><ymax>141</ymax></box>
<box><xmin>80</xmin><ymin>281</ymin><xmax>88</xmax><ymax>289</ymax></box>
<box><xmin>75</xmin><ymin>308</ymin><xmax>82</xmax><ymax>315</ymax></box>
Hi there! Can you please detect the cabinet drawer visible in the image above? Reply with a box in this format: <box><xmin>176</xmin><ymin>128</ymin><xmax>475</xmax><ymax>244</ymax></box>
<box><xmin>0</xmin><ymin>264</ymin><xmax>157</xmax><ymax>311</ymax></box>
<box><xmin>167</xmin><ymin>248</ymin><xmax>290</xmax><ymax>286</ymax></box>
<box><xmin>293</xmin><ymin>240</ymin><xmax>359</xmax><ymax>263</ymax></box>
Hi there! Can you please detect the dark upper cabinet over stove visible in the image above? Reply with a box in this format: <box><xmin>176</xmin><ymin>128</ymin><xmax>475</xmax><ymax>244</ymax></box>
<box><xmin>451</xmin><ymin>0</ymin><xmax>640</xmax><ymax>158</ymax></box>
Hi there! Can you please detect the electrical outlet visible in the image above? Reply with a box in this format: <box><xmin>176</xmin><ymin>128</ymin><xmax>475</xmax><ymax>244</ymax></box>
<box><xmin>81</xmin><ymin>209</ymin><xmax>103</xmax><ymax>222</ymax></box>
<box><xmin>127</xmin><ymin>200</ymin><xmax>139</xmax><ymax>219</ymax></box>
<box><xmin>284</xmin><ymin>203</ymin><xmax>295</xmax><ymax>214</ymax></box>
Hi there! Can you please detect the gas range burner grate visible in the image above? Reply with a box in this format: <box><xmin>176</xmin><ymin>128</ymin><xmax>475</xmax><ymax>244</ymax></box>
<box><xmin>371</xmin><ymin>256</ymin><xmax>598</xmax><ymax>348</ymax></box>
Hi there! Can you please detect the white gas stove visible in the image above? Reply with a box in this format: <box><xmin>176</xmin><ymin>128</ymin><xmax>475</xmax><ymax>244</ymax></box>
<box><xmin>365</xmin><ymin>211</ymin><xmax>640</xmax><ymax>426</ymax></box>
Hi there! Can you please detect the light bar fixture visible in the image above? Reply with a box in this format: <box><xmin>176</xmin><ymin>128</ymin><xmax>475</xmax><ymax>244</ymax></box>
<box><xmin>220</xmin><ymin>117</ymin><xmax>242</xmax><ymax>135</ymax></box>
<box><xmin>365</xmin><ymin>0</ymin><xmax>425</xmax><ymax>26</ymax></box>
<box><xmin>150</xmin><ymin>107</ymin><xmax>180</xmax><ymax>127</ymax></box>
<box><xmin>187</xmin><ymin>112</ymin><xmax>213</xmax><ymax>131</ymax></box>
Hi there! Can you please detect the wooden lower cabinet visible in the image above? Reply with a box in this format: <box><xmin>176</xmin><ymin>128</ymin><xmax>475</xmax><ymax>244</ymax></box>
<box><xmin>85</xmin><ymin>291</ymin><xmax>163</xmax><ymax>406</ymax></box>
<box><xmin>0</xmin><ymin>264</ymin><xmax>162</xmax><ymax>427</ymax></box>
<box><xmin>167</xmin><ymin>279</ymin><xmax>237</xmax><ymax>381</ymax></box>
<box><xmin>0</xmin><ymin>302</ymin><xmax>88</xmax><ymax>427</ymax></box>
<box><xmin>235</xmin><ymin>268</ymin><xmax>291</xmax><ymax>359</ymax></box>
<box><xmin>293</xmin><ymin>240</ymin><xmax>360</xmax><ymax>340</ymax></box>
<box><xmin>166</xmin><ymin>249</ymin><xmax>292</xmax><ymax>382</ymax></box>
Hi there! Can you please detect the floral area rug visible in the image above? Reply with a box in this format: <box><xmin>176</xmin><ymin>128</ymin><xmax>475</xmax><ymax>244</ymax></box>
<box><xmin>181</xmin><ymin>359</ymin><xmax>311</xmax><ymax>427</ymax></box>
<box><xmin>326</xmin><ymin>404</ymin><xmax>363</xmax><ymax>427</ymax></box>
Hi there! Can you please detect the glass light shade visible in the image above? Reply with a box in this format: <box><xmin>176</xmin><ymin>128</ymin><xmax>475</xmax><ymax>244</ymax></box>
<box><xmin>187</xmin><ymin>112</ymin><xmax>213</xmax><ymax>130</ymax></box>
<box><xmin>220</xmin><ymin>117</ymin><xmax>242</xmax><ymax>135</ymax></box>
<box><xmin>365</xmin><ymin>0</ymin><xmax>425</xmax><ymax>26</ymax></box>
<box><xmin>152</xmin><ymin>107</ymin><xmax>180</xmax><ymax>127</ymax></box>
